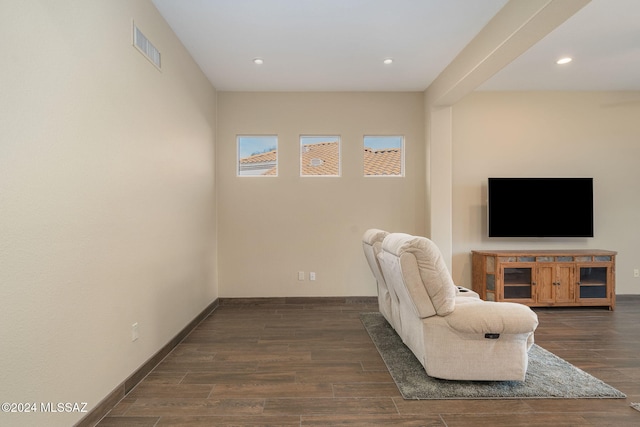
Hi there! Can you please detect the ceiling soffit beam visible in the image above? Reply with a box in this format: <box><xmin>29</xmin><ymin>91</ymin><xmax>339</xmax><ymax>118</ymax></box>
<box><xmin>425</xmin><ymin>0</ymin><xmax>590</xmax><ymax>107</ymax></box>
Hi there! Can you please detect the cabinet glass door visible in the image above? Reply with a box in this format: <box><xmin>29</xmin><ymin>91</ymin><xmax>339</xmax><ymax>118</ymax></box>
<box><xmin>502</xmin><ymin>266</ymin><xmax>533</xmax><ymax>300</ymax></box>
<box><xmin>579</xmin><ymin>266</ymin><xmax>608</xmax><ymax>299</ymax></box>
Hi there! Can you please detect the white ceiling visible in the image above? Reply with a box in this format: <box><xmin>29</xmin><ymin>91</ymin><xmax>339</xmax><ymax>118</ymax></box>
<box><xmin>151</xmin><ymin>0</ymin><xmax>640</xmax><ymax>92</ymax></box>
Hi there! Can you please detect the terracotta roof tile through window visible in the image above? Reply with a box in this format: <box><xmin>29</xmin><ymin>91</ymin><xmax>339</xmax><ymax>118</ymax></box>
<box><xmin>301</xmin><ymin>142</ymin><xmax>339</xmax><ymax>176</ymax></box>
<box><xmin>238</xmin><ymin>143</ymin><xmax>401</xmax><ymax>176</ymax></box>
<box><xmin>364</xmin><ymin>147</ymin><xmax>401</xmax><ymax>175</ymax></box>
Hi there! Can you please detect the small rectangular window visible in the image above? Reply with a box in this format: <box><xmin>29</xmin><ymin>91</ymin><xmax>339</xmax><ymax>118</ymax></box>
<box><xmin>237</xmin><ymin>135</ymin><xmax>278</xmax><ymax>176</ymax></box>
<box><xmin>300</xmin><ymin>136</ymin><xmax>340</xmax><ymax>177</ymax></box>
<box><xmin>364</xmin><ymin>136</ymin><xmax>404</xmax><ymax>177</ymax></box>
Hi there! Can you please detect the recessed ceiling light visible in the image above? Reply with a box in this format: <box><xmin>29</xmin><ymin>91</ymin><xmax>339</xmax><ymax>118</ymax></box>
<box><xmin>253</xmin><ymin>58</ymin><xmax>264</xmax><ymax>65</ymax></box>
<box><xmin>556</xmin><ymin>57</ymin><xmax>572</xmax><ymax>65</ymax></box>
<box><xmin>383</xmin><ymin>58</ymin><xmax>393</xmax><ymax>65</ymax></box>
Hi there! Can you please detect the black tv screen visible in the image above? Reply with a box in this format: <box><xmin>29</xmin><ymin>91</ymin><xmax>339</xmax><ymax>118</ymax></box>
<box><xmin>488</xmin><ymin>178</ymin><xmax>593</xmax><ymax>238</ymax></box>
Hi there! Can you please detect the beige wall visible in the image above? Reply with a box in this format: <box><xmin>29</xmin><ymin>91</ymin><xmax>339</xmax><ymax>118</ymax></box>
<box><xmin>451</xmin><ymin>91</ymin><xmax>640</xmax><ymax>294</ymax></box>
<box><xmin>3</xmin><ymin>3</ymin><xmax>640</xmax><ymax>424</ymax></box>
<box><xmin>217</xmin><ymin>92</ymin><xmax>425</xmax><ymax>297</ymax></box>
<box><xmin>0</xmin><ymin>1</ymin><xmax>217</xmax><ymax>425</ymax></box>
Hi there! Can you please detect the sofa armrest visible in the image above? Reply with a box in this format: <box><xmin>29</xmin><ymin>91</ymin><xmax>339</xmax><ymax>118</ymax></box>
<box><xmin>444</xmin><ymin>301</ymin><xmax>538</xmax><ymax>335</ymax></box>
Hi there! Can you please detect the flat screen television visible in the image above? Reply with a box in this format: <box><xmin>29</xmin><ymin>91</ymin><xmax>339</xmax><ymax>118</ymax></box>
<box><xmin>488</xmin><ymin>178</ymin><xmax>593</xmax><ymax>238</ymax></box>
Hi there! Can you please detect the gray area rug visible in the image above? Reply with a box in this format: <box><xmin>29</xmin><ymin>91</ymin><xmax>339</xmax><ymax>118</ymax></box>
<box><xmin>361</xmin><ymin>312</ymin><xmax>626</xmax><ymax>400</ymax></box>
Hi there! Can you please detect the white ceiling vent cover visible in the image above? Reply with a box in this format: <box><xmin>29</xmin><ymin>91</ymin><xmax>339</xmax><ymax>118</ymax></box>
<box><xmin>133</xmin><ymin>22</ymin><xmax>161</xmax><ymax>70</ymax></box>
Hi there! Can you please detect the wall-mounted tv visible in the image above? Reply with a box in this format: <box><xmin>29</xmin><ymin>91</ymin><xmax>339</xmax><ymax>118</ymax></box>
<box><xmin>488</xmin><ymin>178</ymin><xmax>593</xmax><ymax>238</ymax></box>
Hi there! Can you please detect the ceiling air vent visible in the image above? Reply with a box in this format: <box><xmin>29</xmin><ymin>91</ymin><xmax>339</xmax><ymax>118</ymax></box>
<box><xmin>133</xmin><ymin>22</ymin><xmax>161</xmax><ymax>70</ymax></box>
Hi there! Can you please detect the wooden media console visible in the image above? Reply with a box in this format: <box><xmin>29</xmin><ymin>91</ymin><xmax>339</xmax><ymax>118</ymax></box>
<box><xmin>472</xmin><ymin>249</ymin><xmax>616</xmax><ymax>310</ymax></box>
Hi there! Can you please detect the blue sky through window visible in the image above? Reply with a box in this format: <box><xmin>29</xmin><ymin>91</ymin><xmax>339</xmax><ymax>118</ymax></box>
<box><xmin>300</xmin><ymin>136</ymin><xmax>340</xmax><ymax>146</ymax></box>
<box><xmin>238</xmin><ymin>135</ymin><xmax>278</xmax><ymax>159</ymax></box>
<box><xmin>364</xmin><ymin>136</ymin><xmax>402</xmax><ymax>150</ymax></box>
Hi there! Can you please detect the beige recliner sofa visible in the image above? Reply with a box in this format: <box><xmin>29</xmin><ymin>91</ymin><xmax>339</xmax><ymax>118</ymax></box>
<box><xmin>366</xmin><ymin>231</ymin><xmax>539</xmax><ymax>381</ymax></box>
<box><xmin>362</xmin><ymin>229</ymin><xmax>480</xmax><ymax>338</ymax></box>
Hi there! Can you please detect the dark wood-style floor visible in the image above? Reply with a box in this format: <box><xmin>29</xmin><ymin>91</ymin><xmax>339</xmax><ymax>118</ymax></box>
<box><xmin>96</xmin><ymin>296</ymin><xmax>640</xmax><ymax>426</ymax></box>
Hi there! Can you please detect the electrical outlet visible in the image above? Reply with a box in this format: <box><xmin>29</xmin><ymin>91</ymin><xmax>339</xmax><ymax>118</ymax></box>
<box><xmin>298</xmin><ymin>271</ymin><xmax>305</xmax><ymax>281</ymax></box>
<box><xmin>634</xmin><ymin>269</ymin><xmax>639</xmax><ymax>278</ymax></box>
<box><xmin>310</xmin><ymin>272</ymin><xmax>316</xmax><ymax>281</ymax></box>
<box><xmin>132</xmin><ymin>323</ymin><xmax>139</xmax><ymax>342</ymax></box>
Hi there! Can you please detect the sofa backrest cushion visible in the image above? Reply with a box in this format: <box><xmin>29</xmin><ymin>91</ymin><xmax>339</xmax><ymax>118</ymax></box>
<box><xmin>381</xmin><ymin>233</ymin><xmax>456</xmax><ymax>317</ymax></box>
<box><xmin>362</xmin><ymin>229</ymin><xmax>389</xmax><ymax>289</ymax></box>
<box><xmin>378</xmin><ymin>240</ymin><xmax>436</xmax><ymax>318</ymax></box>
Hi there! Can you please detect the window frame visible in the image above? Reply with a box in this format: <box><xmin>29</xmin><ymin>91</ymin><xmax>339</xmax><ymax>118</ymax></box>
<box><xmin>299</xmin><ymin>135</ymin><xmax>342</xmax><ymax>177</ymax></box>
<box><xmin>237</xmin><ymin>135</ymin><xmax>278</xmax><ymax>177</ymax></box>
<box><xmin>363</xmin><ymin>135</ymin><xmax>405</xmax><ymax>177</ymax></box>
